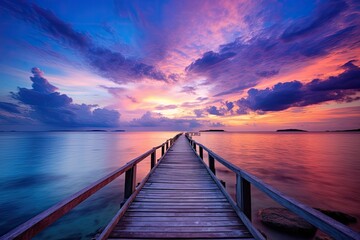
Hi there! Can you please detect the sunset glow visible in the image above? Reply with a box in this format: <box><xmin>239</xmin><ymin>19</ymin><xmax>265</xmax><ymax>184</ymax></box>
<box><xmin>0</xmin><ymin>0</ymin><xmax>359</xmax><ymax>131</ymax></box>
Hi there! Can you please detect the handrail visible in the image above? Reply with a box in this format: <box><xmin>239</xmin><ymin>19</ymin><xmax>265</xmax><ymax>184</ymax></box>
<box><xmin>1</xmin><ymin>133</ymin><xmax>182</xmax><ymax>240</ymax></box>
<box><xmin>185</xmin><ymin>133</ymin><xmax>360</xmax><ymax>240</ymax></box>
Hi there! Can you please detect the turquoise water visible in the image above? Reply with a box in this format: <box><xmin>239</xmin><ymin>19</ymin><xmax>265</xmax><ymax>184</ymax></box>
<box><xmin>0</xmin><ymin>132</ymin><xmax>177</xmax><ymax>239</ymax></box>
<box><xmin>1</xmin><ymin>131</ymin><xmax>359</xmax><ymax>239</ymax></box>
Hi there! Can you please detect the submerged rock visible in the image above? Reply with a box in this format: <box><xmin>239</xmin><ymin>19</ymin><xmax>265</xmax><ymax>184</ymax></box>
<box><xmin>258</xmin><ymin>208</ymin><xmax>316</xmax><ymax>236</ymax></box>
<box><xmin>315</xmin><ymin>208</ymin><xmax>357</xmax><ymax>225</ymax></box>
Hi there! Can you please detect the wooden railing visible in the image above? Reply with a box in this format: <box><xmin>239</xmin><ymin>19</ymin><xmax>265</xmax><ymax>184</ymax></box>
<box><xmin>186</xmin><ymin>133</ymin><xmax>360</xmax><ymax>240</ymax></box>
<box><xmin>1</xmin><ymin>133</ymin><xmax>182</xmax><ymax>240</ymax></box>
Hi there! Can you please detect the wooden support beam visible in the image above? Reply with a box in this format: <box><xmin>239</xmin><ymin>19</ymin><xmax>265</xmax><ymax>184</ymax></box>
<box><xmin>209</xmin><ymin>155</ymin><xmax>216</xmax><ymax>175</ymax></box>
<box><xmin>161</xmin><ymin>145</ymin><xmax>165</xmax><ymax>156</ymax></box>
<box><xmin>199</xmin><ymin>146</ymin><xmax>203</xmax><ymax>159</ymax></box>
<box><xmin>124</xmin><ymin>165</ymin><xmax>137</xmax><ymax>200</ymax></box>
<box><xmin>236</xmin><ymin>174</ymin><xmax>251</xmax><ymax>221</ymax></box>
<box><xmin>151</xmin><ymin>151</ymin><xmax>156</xmax><ymax>169</ymax></box>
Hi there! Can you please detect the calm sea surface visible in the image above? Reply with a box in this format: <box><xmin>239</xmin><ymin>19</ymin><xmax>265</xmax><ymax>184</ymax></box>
<box><xmin>0</xmin><ymin>131</ymin><xmax>359</xmax><ymax>239</ymax></box>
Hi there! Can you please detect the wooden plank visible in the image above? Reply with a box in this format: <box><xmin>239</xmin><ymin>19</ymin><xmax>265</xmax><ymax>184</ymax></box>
<box><xmin>117</xmin><ymin>221</ymin><xmax>243</xmax><ymax>227</ymax></box>
<box><xmin>126</xmin><ymin>208</ymin><xmax>235</xmax><ymax>212</ymax></box>
<box><xmin>121</xmin><ymin>216</ymin><xmax>241</xmax><ymax>222</ymax></box>
<box><xmin>124</xmin><ymin>212</ymin><xmax>239</xmax><ymax>217</ymax></box>
<box><xmin>109</xmin><ymin>230</ymin><xmax>252</xmax><ymax>239</ymax></box>
<box><xmin>112</xmin><ymin>226</ymin><xmax>246</xmax><ymax>232</ymax></box>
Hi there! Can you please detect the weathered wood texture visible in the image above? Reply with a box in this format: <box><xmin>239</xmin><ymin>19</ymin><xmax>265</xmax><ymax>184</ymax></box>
<box><xmin>108</xmin><ymin>135</ymin><xmax>254</xmax><ymax>239</ymax></box>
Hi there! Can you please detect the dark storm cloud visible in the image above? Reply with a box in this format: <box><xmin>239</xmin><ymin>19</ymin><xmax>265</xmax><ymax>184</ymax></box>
<box><xmin>11</xmin><ymin>68</ymin><xmax>120</xmax><ymax>127</ymax></box>
<box><xmin>0</xmin><ymin>0</ymin><xmax>168</xmax><ymax>83</ymax></box>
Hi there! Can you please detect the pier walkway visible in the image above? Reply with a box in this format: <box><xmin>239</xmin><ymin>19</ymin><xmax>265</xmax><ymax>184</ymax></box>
<box><xmin>107</xmin><ymin>134</ymin><xmax>255</xmax><ymax>239</ymax></box>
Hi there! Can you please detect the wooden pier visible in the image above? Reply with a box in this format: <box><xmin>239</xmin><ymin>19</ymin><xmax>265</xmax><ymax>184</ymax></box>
<box><xmin>104</xmin><ymin>134</ymin><xmax>256</xmax><ymax>239</ymax></box>
<box><xmin>1</xmin><ymin>133</ymin><xmax>359</xmax><ymax>240</ymax></box>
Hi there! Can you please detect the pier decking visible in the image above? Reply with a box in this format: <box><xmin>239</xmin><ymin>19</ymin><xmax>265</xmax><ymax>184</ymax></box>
<box><xmin>107</xmin><ymin>135</ymin><xmax>254</xmax><ymax>239</ymax></box>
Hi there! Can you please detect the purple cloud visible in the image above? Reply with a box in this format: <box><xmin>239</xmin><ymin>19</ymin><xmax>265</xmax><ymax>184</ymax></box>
<box><xmin>224</xmin><ymin>101</ymin><xmax>234</xmax><ymax>111</ymax></box>
<box><xmin>256</xmin><ymin>70</ymin><xmax>279</xmax><ymax>78</ymax></box>
<box><xmin>0</xmin><ymin>102</ymin><xmax>21</xmax><ymax>114</ymax></box>
<box><xmin>0</xmin><ymin>0</ymin><xmax>168</xmax><ymax>83</ymax></box>
<box><xmin>127</xmin><ymin>111</ymin><xmax>201</xmax><ymax>130</ymax></box>
<box><xmin>186</xmin><ymin>51</ymin><xmax>236</xmax><ymax>73</ymax></box>
<box><xmin>185</xmin><ymin>1</ymin><xmax>359</xmax><ymax>97</ymax></box>
<box><xmin>235</xmin><ymin>61</ymin><xmax>360</xmax><ymax>112</ymax></box>
<box><xmin>207</xmin><ymin>106</ymin><xmax>224</xmax><ymax>116</ymax></box>
<box><xmin>209</xmin><ymin>122</ymin><xmax>225</xmax><ymax>128</ymax></box>
<box><xmin>126</xmin><ymin>95</ymin><xmax>138</xmax><ymax>103</ymax></box>
<box><xmin>194</xmin><ymin>109</ymin><xmax>205</xmax><ymax>118</ymax></box>
<box><xmin>99</xmin><ymin>85</ymin><xmax>127</xmax><ymax>97</ymax></box>
<box><xmin>281</xmin><ymin>0</ymin><xmax>348</xmax><ymax>41</ymax></box>
<box><xmin>181</xmin><ymin>86</ymin><xmax>197</xmax><ymax>95</ymax></box>
<box><xmin>11</xmin><ymin>68</ymin><xmax>120</xmax><ymax>127</ymax></box>
<box><xmin>155</xmin><ymin>105</ymin><xmax>177</xmax><ymax>110</ymax></box>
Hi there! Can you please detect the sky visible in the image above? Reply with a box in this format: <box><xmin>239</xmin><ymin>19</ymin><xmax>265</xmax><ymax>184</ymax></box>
<box><xmin>0</xmin><ymin>0</ymin><xmax>359</xmax><ymax>131</ymax></box>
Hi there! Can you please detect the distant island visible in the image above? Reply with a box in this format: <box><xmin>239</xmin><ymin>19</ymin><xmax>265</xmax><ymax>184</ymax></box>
<box><xmin>199</xmin><ymin>129</ymin><xmax>225</xmax><ymax>132</ymax></box>
<box><xmin>326</xmin><ymin>128</ymin><xmax>360</xmax><ymax>132</ymax></box>
<box><xmin>276</xmin><ymin>129</ymin><xmax>307</xmax><ymax>132</ymax></box>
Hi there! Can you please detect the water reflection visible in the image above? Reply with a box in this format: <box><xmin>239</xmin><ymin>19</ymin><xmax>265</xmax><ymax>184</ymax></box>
<box><xmin>0</xmin><ymin>131</ymin><xmax>177</xmax><ymax>239</ymax></box>
<box><xmin>193</xmin><ymin>132</ymin><xmax>360</xmax><ymax>238</ymax></box>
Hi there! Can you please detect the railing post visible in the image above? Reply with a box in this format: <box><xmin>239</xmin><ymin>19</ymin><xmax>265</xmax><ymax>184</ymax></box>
<box><xmin>162</xmin><ymin>145</ymin><xmax>165</xmax><ymax>156</ymax></box>
<box><xmin>209</xmin><ymin>155</ymin><xmax>216</xmax><ymax>175</ymax></box>
<box><xmin>151</xmin><ymin>150</ymin><xmax>156</xmax><ymax>169</ymax></box>
<box><xmin>236</xmin><ymin>173</ymin><xmax>251</xmax><ymax>221</ymax></box>
<box><xmin>124</xmin><ymin>165</ymin><xmax>137</xmax><ymax>200</ymax></box>
<box><xmin>194</xmin><ymin>143</ymin><xmax>196</xmax><ymax>152</ymax></box>
<box><xmin>166</xmin><ymin>140</ymin><xmax>169</xmax><ymax>150</ymax></box>
<box><xmin>199</xmin><ymin>146</ymin><xmax>203</xmax><ymax>159</ymax></box>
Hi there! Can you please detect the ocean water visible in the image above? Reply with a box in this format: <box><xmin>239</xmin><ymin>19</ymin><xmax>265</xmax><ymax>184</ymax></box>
<box><xmin>0</xmin><ymin>131</ymin><xmax>359</xmax><ymax>239</ymax></box>
<box><xmin>0</xmin><ymin>131</ymin><xmax>177</xmax><ymax>239</ymax></box>
<box><xmin>192</xmin><ymin>132</ymin><xmax>360</xmax><ymax>238</ymax></box>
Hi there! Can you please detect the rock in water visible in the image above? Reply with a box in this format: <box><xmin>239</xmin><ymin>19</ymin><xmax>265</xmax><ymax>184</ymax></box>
<box><xmin>258</xmin><ymin>208</ymin><xmax>316</xmax><ymax>236</ymax></box>
<box><xmin>315</xmin><ymin>208</ymin><xmax>357</xmax><ymax>225</ymax></box>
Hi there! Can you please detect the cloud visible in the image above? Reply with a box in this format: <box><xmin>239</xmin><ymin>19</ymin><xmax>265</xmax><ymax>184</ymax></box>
<box><xmin>235</xmin><ymin>81</ymin><xmax>304</xmax><ymax>111</ymax></box>
<box><xmin>235</xmin><ymin>60</ymin><xmax>360</xmax><ymax>112</ymax></box>
<box><xmin>186</xmin><ymin>51</ymin><xmax>236</xmax><ymax>73</ymax></box>
<box><xmin>281</xmin><ymin>0</ymin><xmax>348</xmax><ymax>41</ymax></box>
<box><xmin>126</xmin><ymin>95</ymin><xmax>138</xmax><ymax>103</ymax></box>
<box><xmin>0</xmin><ymin>0</ymin><xmax>168</xmax><ymax>83</ymax></box>
<box><xmin>180</xmin><ymin>86</ymin><xmax>197</xmax><ymax>95</ymax></box>
<box><xmin>194</xmin><ymin>109</ymin><xmax>205</xmax><ymax>118</ymax></box>
<box><xmin>256</xmin><ymin>70</ymin><xmax>279</xmax><ymax>78</ymax></box>
<box><xmin>127</xmin><ymin>111</ymin><xmax>201</xmax><ymax>130</ymax></box>
<box><xmin>209</xmin><ymin>122</ymin><xmax>225</xmax><ymax>128</ymax></box>
<box><xmin>155</xmin><ymin>104</ymin><xmax>177</xmax><ymax>110</ymax></box>
<box><xmin>10</xmin><ymin>68</ymin><xmax>120</xmax><ymax>127</ymax></box>
<box><xmin>185</xmin><ymin>0</ymin><xmax>359</xmax><ymax>97</ymax></box>
<box><xmin>224</xmin><ymin>101</ymin><xmax>234</xmax><ymax>111</ymax></box>
<box><xmin>0</xmin><ymin>102</ymin><xmax>21</xmax><ymax>114</ymax></box>
<box><xmin>99</xmin><ymin>85</ymin><xmax>127</xmax><ymax>97</ymax></box>
<box><xmin>206</xmin><ymin>106</ymin><xmax>225</xmax><ymax>116</ymax></box>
